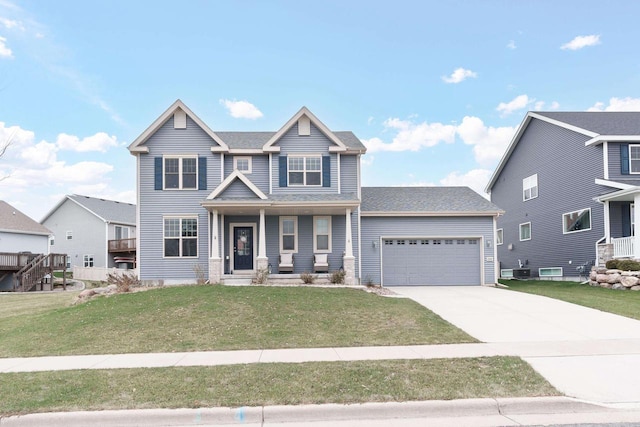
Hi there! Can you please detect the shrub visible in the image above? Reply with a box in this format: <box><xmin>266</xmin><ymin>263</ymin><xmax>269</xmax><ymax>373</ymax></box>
<box><xmin>605</xmin><ymin>259</ymin><xmax>619</xmax><ymax>269</ymax></box>
<box><xmin>251</xmin><ymin>268</ymin><xmax>269</xmax><ymax>285</ymax></box>
<box><xmin>106</xmin><ymin>272</ymin><xmax>139</xmax><ymax>293</ymax></box>
<box><xmin>192</xmin><ymin>264</ymin><xmax>206</xmax><ymax>285</ymax></box>
<box><xmin>300</xmin><ymin>272</ymin><xmax>316</xmax><ymax>284</ymax></box>
<box><xmin>330</xmin><ymin>269</ymin><xmax>345</xmax><ymax>284</ymax></box>
<box><xmin>617</xmin><ymin>259</ymin><xmax>640</xmax><ymax>271</ymax></box>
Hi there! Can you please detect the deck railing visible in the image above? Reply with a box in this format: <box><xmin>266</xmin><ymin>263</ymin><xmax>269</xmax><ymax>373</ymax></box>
<box><xmin>612</xmin><ymin>236</ymin><xmax>635</xmax><ymax>259</ymax></box>
<box><xmin>108</xmin><ymin>238</ymin><xmax>136</xmax><ymax>252</ymax></box>
<box><xmin>0</xmin><ymin>252</ymin><xmax>39</xmax><ymax>270</ymax></box>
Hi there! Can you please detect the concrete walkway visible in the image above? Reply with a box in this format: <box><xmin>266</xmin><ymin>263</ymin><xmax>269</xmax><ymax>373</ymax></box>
<box><xmin>394</xmin><ymin>285</ymin><xmax>640</xmax><ymax>406</ymax></box>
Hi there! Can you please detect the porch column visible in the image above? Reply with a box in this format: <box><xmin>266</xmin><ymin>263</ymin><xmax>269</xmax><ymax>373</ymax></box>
<box><xmin>208</xmin><ymin>210</ymin><xmax>222</xmax><ymax>284</ymax></box>
<box><xmin>635</xmin><ymin>195</ymin><xmax>640</xmax><ymax>260</ymax></box>
<box><xmin>343</xmin><ymin>208</ymin><xmax>356</xmax><ymax>285</ymax></box>
<box><xmin>257</xmin><ymin>209</ymin><xmax>269</xmax><ymax>272</ymax></box>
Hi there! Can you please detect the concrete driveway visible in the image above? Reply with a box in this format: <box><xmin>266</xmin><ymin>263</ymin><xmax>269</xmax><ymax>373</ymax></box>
<box><xmin>394</xmin><ymin>286</ymin><xmax>640</xmax><ymax>406</ymax></box>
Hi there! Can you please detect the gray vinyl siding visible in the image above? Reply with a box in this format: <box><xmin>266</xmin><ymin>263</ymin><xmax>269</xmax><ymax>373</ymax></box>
<box><xmin>360</xmin><ymin>216</ymin><xmax>495</xmax><ymax>285</ymax></box>
<box><xmin>138</xmin><ymin>115</ymin><xmax>221</xmax><ymax>281</ymax></box>
<box><xmin>219</xmin><ymin>179</ymin><xmax>260</xmax><ymax>198</ymax></box>
<box><xmin>105</xmin><ymin>223</ymin><xmax>136</xmax><ymax>268</ymax></box>
<box><xmin>271</xmin><ymin>123</ymin><xmax>338</xmax><ymax>194</ymax></box>
<box><xmin>340</xmin><ymin>155</ymin><xmax>359</xmax><ymax>195</ymax></box>
<box><xmin>491</xmin><ymin>118</ymin><xmax>607</xmax><ymax>277</ymax></box>
<box><xmin>607</xmin><ymin>142</ymin><xmax>640</xmax><ymax>185</ymax></box>
<box><xmin>223</xmin><ymin>155</ymin><xmax>270</xmax><ymax>194</ymax></box>
<box><xmin>42</xmin><ymin>199</ymin><xmax>106</xmax><ymax>268</ymax></box>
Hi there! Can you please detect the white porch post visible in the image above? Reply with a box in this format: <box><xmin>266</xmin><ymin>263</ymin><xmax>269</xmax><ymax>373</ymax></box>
<box><xmin>257</xmin><ymin>209</ymin><xmax>269</xmax><ymax>271</ymax></box>
<box><xmin>635</xmin><ymin>194</ymin><xmax>640</xmax><ymax>260</ymax></box>
<box><xmin>208</xmin><ymin>210</ymin><xmax>222</xmax><ymax>284</ymax></box>
<box><xmin>343</xmin><ymin>208</ymin><xmax>356</xmax><ymax>285</ymax></box>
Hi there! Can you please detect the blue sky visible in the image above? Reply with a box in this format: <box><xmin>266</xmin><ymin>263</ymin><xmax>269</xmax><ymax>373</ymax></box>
<box><xmin>1</xmin><ymin>0</ymin><xmax>639</xmax><ymax>220</ymax></box>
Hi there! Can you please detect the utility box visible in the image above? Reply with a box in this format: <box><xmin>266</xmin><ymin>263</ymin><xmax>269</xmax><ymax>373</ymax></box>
<box><xmin>513</xmin><ymin>268</ymin><xmax>531</xmax><ymax>279</ymax></box>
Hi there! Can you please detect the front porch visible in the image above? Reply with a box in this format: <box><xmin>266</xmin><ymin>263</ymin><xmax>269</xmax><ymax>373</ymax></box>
<box><xmin>597</xmin><ymin>187</ymin><xmax>640</xmax><ymax>262</ymax></box>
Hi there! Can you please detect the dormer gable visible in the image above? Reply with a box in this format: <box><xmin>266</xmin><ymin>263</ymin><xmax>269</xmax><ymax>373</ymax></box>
<box><xmin>128</xmin><ymin>99</ymin><xmax>229</xmax><ymax>154</ymax></box>
<box><xmin>207</xmin><ymin>170</ymin><xmax>267</xmax><ymax>200</ymax></box>
<box><xmin>262</xmin><ymin>107</ymin><xmax>347</xmax><ymax>153</ymax></box>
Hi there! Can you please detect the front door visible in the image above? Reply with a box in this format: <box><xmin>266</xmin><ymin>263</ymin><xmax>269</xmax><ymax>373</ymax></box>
<box><xmin>233</xmin><ymin>226</ymin><xmax>253</xmax><ymax>271</ymax></box>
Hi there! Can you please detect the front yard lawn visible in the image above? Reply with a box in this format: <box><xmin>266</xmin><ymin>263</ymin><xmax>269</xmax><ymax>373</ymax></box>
<box><xmin>0</xmin><ymin>357</ymin><xmax>558</xmax><ymax>416</ymax></box>
<box><xmin>501</xmin><ymin>279</ymin><xmax>640</xmax><ymax>321</ymax></box>
<box><xmin>0</xmin><ymin>285</ymin><xmax>476</xmax><ymax>357</ymax></box>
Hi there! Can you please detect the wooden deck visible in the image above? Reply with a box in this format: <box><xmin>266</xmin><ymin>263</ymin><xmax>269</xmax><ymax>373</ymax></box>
<box><xmin>108</xmin><ymin>238</ymin><xmax>136</xmax><ymax>253</ymax></box>
<box><xmin>0</xmin><ymin>252</ymin><xmax>68</xmax><ymax>292</ymax></box>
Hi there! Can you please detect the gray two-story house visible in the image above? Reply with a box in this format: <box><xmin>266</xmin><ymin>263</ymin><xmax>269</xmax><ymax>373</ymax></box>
<box><xmin>129</xmin><ymin>100</ymin><xmax>502</xmax><ymax>286</ymax></box>
<box><xmin>487</xmin><ymin>111</ymin><xmax>640</xmax><ymax>279</ymax></box>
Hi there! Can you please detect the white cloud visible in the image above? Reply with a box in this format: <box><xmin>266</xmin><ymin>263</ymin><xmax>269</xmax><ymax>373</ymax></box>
<box><xmin>439</xmin><ymin>169</ymin><xmax>492</xmax><ymax>199</ymax></box>
<box><xmin>457</xmin><ymin>116</ymin><xmax>516</xmax><ymax>166</ymax></box>
<box><xmin>442</xmin><ymin>67</ymin><xmax>477</xmax><ymax>84</ymax></box>
<box><xmin>496</xmin><ymin>94</ymin><xmax>532</xmax><ymax>116</ymax></box>
<box><xmin>363</xmin><ymin>118</ymin><xmax>456</xmax><ymax>152</ymax></box>
<box><xmin>561</xmin><ymin>34</ymin><xmax>601</xmax><ymax>50</ymax></box>
<box><xmin>20</xmin><ymin>140</ymin><xmax>57</xmax><ymax>167</ymax></box>
<box><xmin>588</xmin><ymin>97</ymin><xmax>640</xmax><ymax>112</ymax></box>
<box><xmin>56</xmin><ymin>132</ymin><xmax>119</xmax><ymax>152</ymax></box>
<box><xmin>220</xmin><ymin>99</ymin><xmax>263</xmax><ymax>119</ymax></box>
<box><xmin>507</xmin><ymin>40</ymin><xmax>516</xmax><ymax>50</ymax></box>
<box><xmin>0</xmin><ymin>35</ymin><xmax>13</xmax><ymax>58</ymax></box>
<box><xmin>361</xmin><ymin>154</ymin><xmax>374</xmax><ymax>166</ymax></box>
<box><xmin>0</xmin><ymin>17</ymin><xmax>22</xmax><ymax>30</ymax></box>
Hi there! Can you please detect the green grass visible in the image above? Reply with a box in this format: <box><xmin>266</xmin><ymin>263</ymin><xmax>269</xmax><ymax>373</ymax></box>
<box><xmin>0</xmin><ymin>285</ymin><xmax>475</xmax><ymax>357</ymax></box>
<box><xmin>0</xmin><ymin>357</ymin><xmax>558</xmax><ymax>416</ymax></box>
<box><xmin>0</xmin><ymin>292</ymin><xmax>79</xmax><ymax>320</ymax></box>
<box><xmin>501</xmin><ymin>279</ymin><xmax>640</xmax><ymax>320</ymax></box>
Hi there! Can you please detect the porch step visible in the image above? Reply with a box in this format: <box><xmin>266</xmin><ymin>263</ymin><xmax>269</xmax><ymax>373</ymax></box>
<box><xmin>221</xmin><ymin>275</ymin><xmax>253</xmax><ymax>286</ymax></box>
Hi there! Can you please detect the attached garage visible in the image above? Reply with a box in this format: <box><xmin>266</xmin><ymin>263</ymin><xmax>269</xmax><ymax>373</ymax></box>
<box><xmin>381</xmin><ymin>237</ymin><xmax>481</xmax><ymax>286</ymax></box>
<box><xmin>359</xmin><ymin>187</ymin><xmax>504</xmax><ymax>287</ymax></box>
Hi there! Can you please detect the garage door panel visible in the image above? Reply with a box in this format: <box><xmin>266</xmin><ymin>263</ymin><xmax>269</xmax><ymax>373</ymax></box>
<box><xmin>382</xmin><ymin>238</ymin><xmax>481</xmax><ymax>286</ymax></box>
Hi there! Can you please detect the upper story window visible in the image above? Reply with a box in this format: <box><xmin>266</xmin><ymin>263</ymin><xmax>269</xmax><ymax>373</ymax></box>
<box><xmin>66</xmin><ymin>231</ymin><xmax>73</xmax><ymax>240</ymax></box>
<box><xmin>164</xmin><ymin>156</ymin><xmax>197</xmax><ymax>190</ymax></box>
<box><xmin>523</xmin><ymin>174</ymin><xmax>538</xmax><ymax>201</ymax></box>
<box><xmin>563</xmin><ymin>208</ymin><xmax>591</xmax><ymax>234</ymax></box>
<box><xmin>630</xmin><ymin>145</ymin><xmax>640</xmax><ymax>174</ymax></box>
<box><xmin>289</xmin><ymin>156</ymin><xmax>322</xmax><ymax>186</ymax></box>
<box><xmin>115</xmin><ymin>225</ymin><xmax>129</xmax><ymax>240</ymax></box>
<box><xmin>496</xmin><ymin>229</ymin><xmax>503</xmax><ymax>245</ymax></box>
<box><xmin>234</xmin><ymin>156</ymin><xmax>252</xmax><ymax>174</ymax></box>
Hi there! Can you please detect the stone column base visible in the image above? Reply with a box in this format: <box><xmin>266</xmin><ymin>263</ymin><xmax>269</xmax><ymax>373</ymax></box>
<box><xmin>208</xmin><ymin>258</ymin><xmax>223</xmax><ymax>284</ymax></box>
<box><xmin>343</xmin><ymin>256</ymin><xmax>356</xmax><ymax>285</ymax></box>
<box><xmin>256</xmin><ymin>257</ymin><xmax>269</xmax><ymax>272</ymax></box>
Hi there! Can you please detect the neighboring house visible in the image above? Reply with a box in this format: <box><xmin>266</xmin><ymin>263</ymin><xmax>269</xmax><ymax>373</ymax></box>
<box><xmin>41</xmin><ymin>195</ymin><xmax>136</xmax><ymax>269</ymax></box>
<box><xmin>486</xmin><ymin>111</ymin><xmax>640</xmax><ymax>279</ymax></box>
<box><xmin>0</xmin><ymin>200</ymin><xmax>52</xmax><ymax>290</ymax></box>
<box><xmin>128</xmin><ymin>100</ymin><xmax>502</xmax><ymax>286</ymax></box>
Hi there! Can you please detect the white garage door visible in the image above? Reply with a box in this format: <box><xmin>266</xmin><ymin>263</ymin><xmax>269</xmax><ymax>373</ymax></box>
<box><xmin>382</xmin><ymin>238</ymin><xmax>481</xmax><ymax>286</ymax></box>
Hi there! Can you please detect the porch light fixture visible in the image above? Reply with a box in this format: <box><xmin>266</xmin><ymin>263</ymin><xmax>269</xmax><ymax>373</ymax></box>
<box><xmin>268</xmin><ymin>263</ymin><xmax>272</xmax><ymax>274</ymax></box>
<box><xmin>372</xmin><ymin>240</ymin><xmax>378</xmax><ymax>248</ymax></box>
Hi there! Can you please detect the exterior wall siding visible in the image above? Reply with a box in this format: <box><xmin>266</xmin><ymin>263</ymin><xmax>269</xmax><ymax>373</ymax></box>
<box><xmin>361</xmin><ymin>216</ymin><xmax>495</xmax><ymax>285</ymax></box>
<box><xmin>0</xmin><ymin>231</ymin><xmax>49</xmax><ymax>254</ymax></box>
<box><xmin>223</xmin><ymin>155</ymin><xmax>270</xmax><ymax>194</ymax></box>
<box><xmin>271</xmin><ymin>123</ymin><xmax>339</xmax><ymax>194</ymax></box>
<box><xmin>42</xmin><ymin>199</ymin><xmax>106</xmax><ymax>268</ymax></box>
<box><xmin>492</xmin><ymin>118</ymin><xmax>607</xmax><ymax>277</ymax></box>
<box><xmin>340</xmin><ymin>155</ymin><xmax>359</xmax><ymax>195</ymax></box>
<box><xmin>607</xmin><ymin>142</ymin><xmax>640</xmax><ymax>185</ymax></box>
<box><xmin>219</xmin><ymin>180</ymin><xmax>260</xmax><ymax>198</ymax></box>
<box><xmin>138</xmin><ymin>116</ymin><xmax>221</xmax><ymax>281</ymax></box>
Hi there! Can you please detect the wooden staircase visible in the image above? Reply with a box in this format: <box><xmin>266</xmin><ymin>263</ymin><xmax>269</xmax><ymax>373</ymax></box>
<box><xmin>9</xmin><ymin>253</ymin><xmax>68</xmax><ymax>292</ymax></box>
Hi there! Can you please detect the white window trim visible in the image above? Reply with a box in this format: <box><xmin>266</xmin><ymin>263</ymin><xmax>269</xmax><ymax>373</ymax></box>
<box><xmin>539</xmin><ymin>267</ymin><xmax>563</xmax><ymax>277</ymax></box>
<box><xmin>234</xmin><ymin>156</ymin><xmax>252</xmax><ymax>174</ymax></box>
<box><xmin>630</xmin><ymin>145</ymin><xmax>640</xmax><ymax>174</ymax></box>
<box><xmin>83</xmin><ymin>254</ymin><xmax>94</xmax><ymax>268</ymax></box>
<box><xmin>496</xmin><ymin>228</ymin><xmax>503</xmax><ymax>245</ymax></box>
<box><xmin>279</xmin><ymin>216</ymin><xmax>298</xmax><ymax>253</ymax></box>
<box><xmin>163</xmin><ymin>216</ymin><xmax>199</xmax><ymax>258</ymax></box>
<box><xmin>562</xmin><ymin>208</ymin><xmax>592</xmax><ymax>234</ymax></box>
<box><xmin>519</xmin><ymin>222</ymin><xmax>531</xmax><ymax>241</ymax></box>
<box><xmin>288</xmin><ymin>155</ymin><xmax>322</xmax><ymax>187</ymax></box>
<box><xmin>163</xmin><ymin>155</ymin><xmax>198</xmax><ymax>190</ymax></box>
<box><xmin>500</xmin><ymin>269</ymin><xmax>513</xmax><ymax>278</ymax></box>
<box><xmin>66</xmin><ymin>231</ymin><xmax>73</xmax><ymax>240</ymax></box>
<box><xmin>313</xmin><ymin>216</ymin><xmax>332</xmax><ymax>253</ymax></box>
<box><xmin>523</xmin><ymin>174</ymin><xmax>538</xmax><ymax>201</ymax></box>
<box><xmin>115</xmin><ymin>225</ymin><xmax>130</xmax><ymax>240</ymax></box>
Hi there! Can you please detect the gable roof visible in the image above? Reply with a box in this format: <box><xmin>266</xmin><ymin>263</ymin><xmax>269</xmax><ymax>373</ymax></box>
<box><xmin>207</xmin><ymin>170</ymin><xmax>268</xmax><ymax>200</ymax></box>
<box><xmin>486</xmin><ymin>111</ymin><xmax>640</xmax><ymax>193</ymax></box>
<box><xmin>215</xmin><ymin>131</ymin><xmax>365</xmax><ymax>151</ymax></box>
<box><xmin>41</xmin><ymin>195</ymin><xmax>136</xmax><ymax>225</ymax></box>
<box><xmin>128</xmin><ymin>99</ymin><xmax>229</xmax><ymax>154</ymax></box>
<box><xmin>361</xmin><ymin>187</ymin><xmax>503</xmax><ymax>216</ymax></box>
<box><xmin>0</xmin><ymin>201</ymin><xmax>51</xmax><ymax>236</ymax></box>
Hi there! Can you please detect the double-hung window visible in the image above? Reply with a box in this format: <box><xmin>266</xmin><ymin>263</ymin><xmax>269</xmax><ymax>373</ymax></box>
<box><xmin>164</xmin><ymin>157</ymin><xmax>197</xmax><ymax>189</ymax></box>
<box><xmin>519</xmin><ymin>222</ymin><xmax>531</xmax><ymax>241</ymax></box>
<box><xmin>164</xmin><ymin>217</ymin><xmax>198</xmax><ymax>257</ymax></box>
<box><xmin>289</xmin><ymin>156</ymin><xmax>321</xmax><ymax>186</ymax></box>
<box><xmin>83</xmin><ymin>255</ymin><xmax>94</xmax><ymax>268</ymax></box>
<box><xmin>523</xmin><ymin>174</ymin><xmax>538</xmax><ymax>201</ymax></box>
<box><xmin>630</xmin><ymin>145</ymin><xmax>640</xmax><ymax>173</ymax></box>
<box><xmin>496</xmin><ymin>228</ymin><xmax>503</xmax><ymax>245</ymax></box>
<box><xmin>313</xmin><ymin>216</ymin><xmax>332</xmax><ymax>252</ymax></box>
<box><xmin>563</xmin><ymin>208</ymin><xmax>591</xmax><ymax>234</ymax></box>
<box><xmin>280</xmin><ymin>216</ymin><xmax>298</xmax><ymax>253</ymax></box>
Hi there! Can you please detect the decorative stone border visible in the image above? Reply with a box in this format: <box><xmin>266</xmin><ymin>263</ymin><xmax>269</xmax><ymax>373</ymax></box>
<box><xmin>589</xmin><ymin>267</ymin><xmax>640</xmax><ymax>290</ymax></box>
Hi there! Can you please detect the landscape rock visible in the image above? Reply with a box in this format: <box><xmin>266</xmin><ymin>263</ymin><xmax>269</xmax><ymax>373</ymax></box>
<box><xmin>621</xmin><ymin>276</ymin><xmax>640</xmax><ymax>288</ymax></box>
<box><xmin>606</xmin><ymin>269</ymin><xmax>623</xmax><ymax>275</ymax></box>
<box><xmin>632</xmin><ymin>285</ymin><xmax>640</xmax><ymax>291</ymax></box>
<box><xmin>596</xmin><ymin>274</ymin><xmax>609</xmax><ymax>283</ymax></box>
<box><xmin>611</xmin><ymin>283</ymin><xmax>626</xmax><ymax>290</ymax></box>
<box><xmin>590</xmin><ymin>270</ymin><xmax>598</xmax><ymax>281</ymax></box>
<box><xmin>596</xmin><ymin>267</ymin><xmax>607</xmax><ymax>274</ymax></box>
<box><xmin>600</xmin><ymin>282</ymin><xmax>613</xmax><ymax>289</ymax></box>
<box><xmin>78</xmin><ymin>289</ymin><xmax>96</xmax><ymax>298</ymax></box>
<box><xmin>607</xmin><ymin>273</ymin><xmax>621</xmax><ymax>284</ymax></box>
<box><xmin>589</xmin><ymin>281</ymin><xmax>600</xmax><ymax>287</ymax></box>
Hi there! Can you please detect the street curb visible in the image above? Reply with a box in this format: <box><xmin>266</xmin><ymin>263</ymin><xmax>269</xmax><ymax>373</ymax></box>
<box><xmin>0</xmin><ymin>397</ymin><xmax>610</xmax><ymax>426</ymax></box>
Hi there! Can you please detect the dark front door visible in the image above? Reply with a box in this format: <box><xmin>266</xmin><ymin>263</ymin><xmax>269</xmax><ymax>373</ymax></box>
<box><xmin>233</xmin><ymin>226</ymin><xmax>253</xmax><ymax>271</ymax></box>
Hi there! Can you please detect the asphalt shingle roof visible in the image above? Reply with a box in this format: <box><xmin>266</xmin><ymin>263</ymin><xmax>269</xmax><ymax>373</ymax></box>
<box><xmin>0</xmin><ymin>201</ymin><xmax>51</xmax><ymax>235</ymax></box>
<box><xmin>215</xmin><ymin>193</ymin><xmax>359</xmax><ymax>202</ymax></box>
<box><xmin>535</xmin><ymin>112</ymin><xmax>640</xmax><ymax>135</ymax></box>
<box><xmin>361</xmin><ymin>187</ymin><xmax>503</xmax><ymax>214</ymax></box>
<box><xmin>67</xmin><ymin>195</ymin><xmax>136</xmax><ymax>224</ymax></box>
<box><xmin>214</xmin><ymin>131</ymin><xmax>366</xmax><ymax>151</ymax></box>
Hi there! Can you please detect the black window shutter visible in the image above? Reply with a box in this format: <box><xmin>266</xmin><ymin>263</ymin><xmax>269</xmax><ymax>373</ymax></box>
<box><xmin>154</xmin><ymin>157</ymin><xmax>163</xmax><ymax>190</ymax></box>
<box><xmin>621</xmin><ymin>144</ymin><xmax>630</xmax><ymax>175</ymax></box>
<box><xmin>198</xmin><ymin>157</ymin><xmax>207</xmax><ymax>190</ymax></box>
<box><xmin>279</xmin><ymin>155</ymin><xmax>288</xmax><ymax>187</ymax></box>
<box><xmin>322</xmin><ymin>155</ymin><xmax>331</xmax><ymax>187</ymax></box>
<box><xmin>622</xmin><ymin>204</ymin><xmax>632</xmax><ymax>237</ymax></box>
